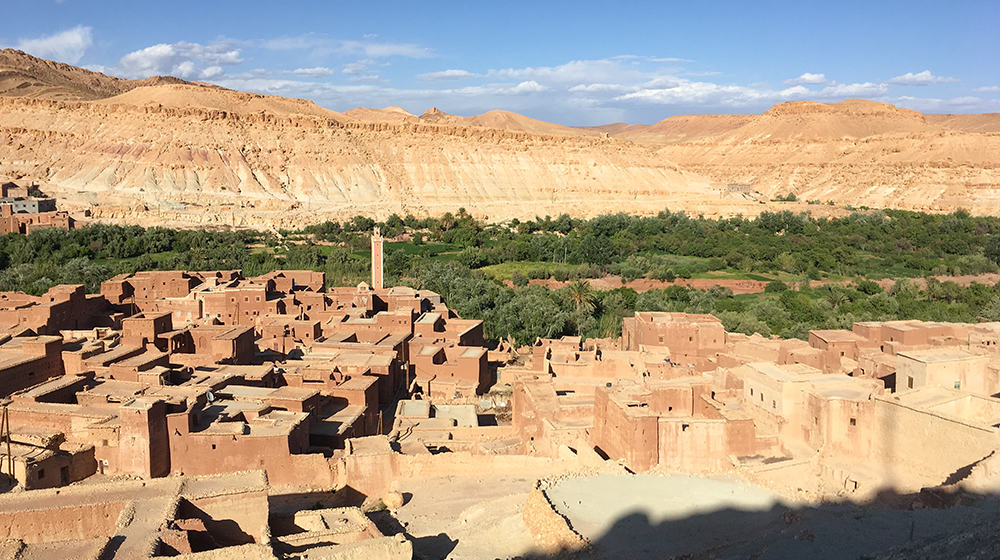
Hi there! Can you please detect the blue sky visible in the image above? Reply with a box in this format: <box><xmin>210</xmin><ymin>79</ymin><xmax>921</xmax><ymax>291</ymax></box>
<box><xmin>3</xmin><ymin>0</ymin><xmax>999</xmax><ymax>125</ymax></box>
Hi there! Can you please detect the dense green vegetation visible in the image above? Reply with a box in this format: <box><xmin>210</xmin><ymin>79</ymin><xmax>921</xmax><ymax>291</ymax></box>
<box><xmin>3</xmin><ymin>207</ymin><xmax>1000</xmax><ymax>345</ymax></box>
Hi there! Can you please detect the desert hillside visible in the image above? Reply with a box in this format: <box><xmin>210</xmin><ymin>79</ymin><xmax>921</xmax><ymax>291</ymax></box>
<box><xmin>644</xmin><ymin>100</ymin><xmax>1000</xmax><ymax>212</ymax></box>
<box><xmin>0</xmin><ymin>48</ymin><xmax>190</xmax><ymax>101</ymax></box>
<box><xmin>1</xmin><ymin>50</ymin><xmax>999</xmax><ymax>228</ymax></box>
<box><xmin>0</xmin><ymin>51</ymin><xmax>759</xmax><ymax>229</ymax></box>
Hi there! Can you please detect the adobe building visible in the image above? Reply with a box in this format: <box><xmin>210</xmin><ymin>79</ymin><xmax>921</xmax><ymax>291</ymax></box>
<box><xmin>0</xmin><ymin>284</ymin><xmax>114</xmax><ymax>335</ymax></box>
<box><xmin>0</xmin><ymin>335</ymin><xmax>65</xmax><ymax>395</ymax></box>
<box><xmin>622</xmin><ymin>312</ymin><xmax>726</xmax><ymax>370</ymax></box>
<box><xmin>411</xmin><ymin>343</ymin><xmax>489</xmax><ymax>399</ymax></box>
<box><xmin>895</xmin><ymin>348</ymin><xmax>995</xmax><ymax>396</ymax></box>
<box><xmin>589</xmin><ymin>377</ymin><xmax>760</xmax><ymax>472</ymax></box>
<box><xmin>0</xmin><ymin>182</ymin><xmax>72</xmax><ymax>234</ymax></box>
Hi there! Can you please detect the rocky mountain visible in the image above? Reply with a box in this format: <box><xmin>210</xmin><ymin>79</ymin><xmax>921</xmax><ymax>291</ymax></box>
<box><xmin>1</xmin><ymin>50</ymin><xmax>998</xmax><ymax>229</ymax></box>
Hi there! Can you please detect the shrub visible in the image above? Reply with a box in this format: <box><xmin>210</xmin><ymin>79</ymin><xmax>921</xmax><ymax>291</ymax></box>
<box><xmin>765</xmin><ymin>280</ymin><xmax>790</xmax><ymax>293</ymax></box>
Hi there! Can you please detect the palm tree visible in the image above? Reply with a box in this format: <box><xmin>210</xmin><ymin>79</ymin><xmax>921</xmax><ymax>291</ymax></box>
<box><xmin>567</xmin><ymin>280</ymin><xmax>595</xmax><ymax>314</ymax></box>
<box><xmin>826</xmin><ymin>290</ymin><xmax>850</xmax><ymax>309</ymax></box>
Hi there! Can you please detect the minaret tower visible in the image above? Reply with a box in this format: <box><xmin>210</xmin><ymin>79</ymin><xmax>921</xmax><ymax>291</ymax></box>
<box><xmin>371</xmin><ymin>227</ymin><xmax>384</xmax><ymax>290</ymax></box>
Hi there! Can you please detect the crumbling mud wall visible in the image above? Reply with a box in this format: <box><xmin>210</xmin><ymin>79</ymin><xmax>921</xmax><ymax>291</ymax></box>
<box><xmin>0</xmin><ymin>500</ymin><xmax>128</xmax><ymax>543</ymax></box>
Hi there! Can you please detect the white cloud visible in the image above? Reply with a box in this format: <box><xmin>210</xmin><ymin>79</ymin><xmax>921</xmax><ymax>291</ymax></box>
<box><xmin>785</xmin><ymin>72</ymin><xmax>827</xmax><ymax>85</ymax></box>
<box><xmin>817</xmin><ymin>81</ymin><xmax>889</xmax><ymax>97</ymax></box>
<box><xmin>887</xmin><ymin>95</ymin><xmax>1000</xmax><ymax>113</ymax></box>
<box><xmin>487</xmin><ymin>59</ymin><xmax>647</xmax><ymax>84</ymax></box>
<box><xmin>347</xmin><ymin>74</ymin><xmax>382</xmax><ymax>83</ymax></box>
<box><xmin>779</xmin><ymin>85</ymin><xmax>812</xmax><ymax>97</ymax></box>
<box><xmin>339</xmin><ymin>39</ymin><xmax>430</xmax><ymax>58</ymax></box>
<box><xmin>973</xmin><ymin>85</ymin><xmax>1000</xmax><ymax>93</ymax></box>
<box><xmin>342</xmin><ymin>61</ymin><xmax>373</xmax><ymax>75</ymax></box>
<box><xmin>569</xmin><ymin>83</ymin><xmax>633</xmax><ymax>93</ymax></box>
<box><xmin>263</xmin><ymin>34</ymin><xmax>431</xmax><ymax>58</ymax></box>
<box><xmin>292</xmin><ymin>67</ymin><xmax>335</xmax><ymax>77</ymax></box>
<box><xmin>117</xmin><ymin>41</ymin><xmax>243</xmax><ymax>78</ymax></box>
<box><xmin>173</xmin><ymin>60</ymin><xmax>196</xmax><ymax>78</ymax></box>
<box><xmin>649</xmin><ymin>57</ymin><xmax>693</xmax><ymax>63</ymax></box>
<box><xmin>419</xmin><ymin>69</ymin><xmax>477</xmax><ymax>80</ymax></box>
<box><xmin>617</xmin><ymin>81</ymin><xmax>769</xmax><ymax>106</ymax></box>
<box><xmin>888</xmin><ymin>70</ymin><xmax>958</xmax><ymax>85</ymax></box>
<box><xmin>200</xmin><ymin>66</ymin><xmax>224</xmax><ymax>79</ymax></box>
<box><xmin>13</xmin><ymin>25</ymin><xmax>92</xmax><ymax>64</ymax></box>
<box><xmin>510</xmin><ymin>80</ymin><xmax>547</xmax><ymax>93</ymax></box>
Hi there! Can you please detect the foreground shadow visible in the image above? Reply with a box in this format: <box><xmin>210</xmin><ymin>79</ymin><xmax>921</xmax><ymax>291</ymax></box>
<box><xmin>516</xmin><ymin>486</ymin><xmax>1000</xmax><ymax>560</ymax></box>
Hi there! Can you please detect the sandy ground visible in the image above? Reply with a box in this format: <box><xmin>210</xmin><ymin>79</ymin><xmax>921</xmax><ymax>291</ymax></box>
<box><xmin>546</xmin><ymin>474</ymin><xmax>1000</xmax><ymax>560</ymax></box>
<box><xmin>388</xmin><ymin>475</ymin><xmax>540</xmax><ymax>560</ymax></box>
<box><xmin>547</xmin><ymin>474</ymin><xmax>782</xmax><ymax>541</ymax></box>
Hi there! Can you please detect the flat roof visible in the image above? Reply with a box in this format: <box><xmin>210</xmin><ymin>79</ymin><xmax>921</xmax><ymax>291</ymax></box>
<box><xmin>112</xmin><ymin>351</ymin><xmax>167</xmax><ymax>368</ymax></box>
<box><xmin>461</xmin><ymin>347</ymin><xmax>485</xmax><ymax>358</ymax></box>
<box><xmin>397</xmin><ymin>399</ymin><xmax>431</xmax><ymax>418</ymax></box>
<box><xmin>270</xmin><ymin>385</ymin><xmax>320</xmax><ymax>400</ymax></box>
<box><xmin>334</xmin><ymin>376</ymin><xmax>377</xmax><ymax>391</ymax></box>
<box><xmin>810</xmin><ymin>329</ymin><xmax>867</xmax><ymax>343</ymax></box>
<box><xmin>805</xmin><ymin>376</ymin><xmax>878</xmax><ymax>401</ymax></box>
<box><xmin>746</xmin><ymin>361</ymin><xmax>824</xmax><ymax>382</ymax></box>
<box><xmin>636</xmin><ymin>311</ymin><xmax>721</xmax><ymax>325</ymax></box>
<box><xmin>897</xmin><ymin>348</ymin><xmax>983</xmax><ymax>363</ymax></box>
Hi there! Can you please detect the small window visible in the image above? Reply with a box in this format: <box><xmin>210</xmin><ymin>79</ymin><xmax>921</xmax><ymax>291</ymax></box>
<box><xmin>668</xmin><ymin>406</ymin><xmax>673</xmax><ymax>412</ymax></box>
<box><xmin>211</xmin><ymin>444</ymin><xmax>217</xmax><ymax>450</ymax></box>
<box><xmin>954</xmin><ymin>381</ymin><xmax>961</xmax><ymax>389</ymax></box>
<box><xmin>772</xmin><ymin>400</ymin><xmax>776</xmax><ymax>409</ymax></box>
<box><xmin>850</xmin><ymin>418</ymin><xmax>856</xmax><ymax>426</ymax></box>
<box><xmin>681</xmin><ymin>424</ymin><xmax>689</xmax><ymax>432</ymax></box>
<box><xmin>908</xmin><ymin>377</ymin><xmax>914</xmax><ymax>389</ymax></box>
<box><xmin>750</xmin><ymin>388</ymin><xmax>754</xmax><ymax>396</ymax></box>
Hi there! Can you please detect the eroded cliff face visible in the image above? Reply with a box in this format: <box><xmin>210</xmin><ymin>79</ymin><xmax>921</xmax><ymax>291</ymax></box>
<box><xmin>3</xmin><ymin>49</ymin><xmax>999</xmax><ymax>229</ymax></box>
<box><xmin>643</xmin><ymin>101</ymin><xmax>1000</xmax><ymax>214</ymax></box>
<box><xmin>0</xmin><ymin>94</ymin><xmax>747</xmax><ymax>229</ymax></box>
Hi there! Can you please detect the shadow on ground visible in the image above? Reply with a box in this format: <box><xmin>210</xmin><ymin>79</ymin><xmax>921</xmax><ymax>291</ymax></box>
<box><xmin>369</xmin><ymin>485</ymin><xmax>1000</xmax><ymax>560</ymax></box>
<box><xmin>518</xmin><ymin>486</ymin><xmax>1000</xmax><ymax>560</ymax></box>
